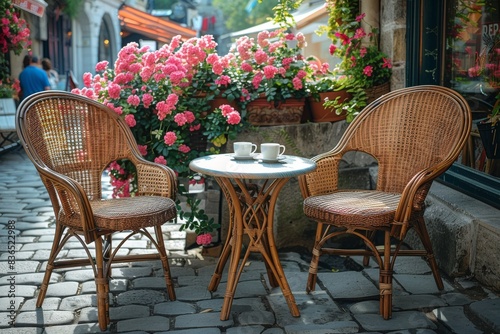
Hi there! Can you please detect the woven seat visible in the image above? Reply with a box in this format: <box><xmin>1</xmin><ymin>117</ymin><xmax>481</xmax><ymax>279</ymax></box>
<box><xmin>16</xmin><ymin>91</ymin><xmax>178</xmax><ymax>331</ymax></box>
<box><xmin>299</xmin><ymin>85</ymin><xmax>471</xmax><ymax>319</ymax></box>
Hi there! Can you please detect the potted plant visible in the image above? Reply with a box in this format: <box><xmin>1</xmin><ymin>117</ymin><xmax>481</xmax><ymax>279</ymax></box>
<box><xmin>233</xmin><ymin>29</ymin><xmax>313</xmax><ymax>125</ymax></box>
<box><xmin>319</xmin><ymin>0</ymin><xmax>392</xmax><ymax>122</ymax></box>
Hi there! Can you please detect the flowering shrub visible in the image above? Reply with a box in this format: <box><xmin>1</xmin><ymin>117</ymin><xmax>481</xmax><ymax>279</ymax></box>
<box><xmin>73</xmin><ymin>36</ymin><xmax>244</xmax><ymax>237</ymax></box>
<box><xmin>75</xmin><ymin>36</ymin><xmax>244</xmax><ymax>178</ymax></box>
<box><xmin>0</xmin><ymin>0</ymin><xmax>31</xmax><ymax>55</ymax></box>
<box><xmin>0</xmin><ymin>0</ymin><xmax>31</xmax><ymax>94</ymax></box>
<box><xmin>0</xmin><ymin>77</ymin><xmax>20</xmax><ymax>98</ymax></box>
<box><xmin>233</xmin><ymin>29</ymin><xmax>313</xmax><ymax>105</ymax></box>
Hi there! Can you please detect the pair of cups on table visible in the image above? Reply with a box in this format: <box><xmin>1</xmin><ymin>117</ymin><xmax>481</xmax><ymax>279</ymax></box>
<box><xmin>233</xmin><ymin>142</ymin><xmax>285</xmax><ymax>161</ymax></box>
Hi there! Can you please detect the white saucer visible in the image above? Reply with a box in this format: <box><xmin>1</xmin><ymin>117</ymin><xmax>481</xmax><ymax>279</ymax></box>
<box><xmin>255</xmin><ymin>155</ymin><xmax>286</xmax><ymax>163</ymax></box>
<box><xmin>231</xmin><ymin>154</ymin><xmax>256</xmax><ymax>161</ymax></box>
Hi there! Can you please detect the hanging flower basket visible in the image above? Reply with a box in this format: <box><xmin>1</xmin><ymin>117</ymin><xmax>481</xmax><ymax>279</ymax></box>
<box><xmin>477</xmin><ymin>121</ymin><xmax>500</xmax><ymax>159</ymax></box>
<box><xmin>246</xmin><ymin>98</ymin><xmax>305</xmax><ymax>126</ymax></box>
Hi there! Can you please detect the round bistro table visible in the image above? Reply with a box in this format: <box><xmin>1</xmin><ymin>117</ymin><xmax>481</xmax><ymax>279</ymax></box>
<box><xmin>189</xmin><ymin>153</ymin><xmax>316</xmax><ymax>320</ymax></box>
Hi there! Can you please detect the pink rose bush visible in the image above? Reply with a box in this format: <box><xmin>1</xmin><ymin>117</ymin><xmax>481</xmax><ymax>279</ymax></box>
<box><xmin>233</xmin><ymin>29</ymin><xmax>314</xmax><ymax>104</ymax></box>
<box><xmin>73</xmin><ymin>35</ymin><xmax>244</xmax><ymax>181</ymax></box>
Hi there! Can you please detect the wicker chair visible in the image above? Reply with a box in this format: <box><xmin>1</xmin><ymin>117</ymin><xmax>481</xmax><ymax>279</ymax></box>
<box><xmin>298</xmin><ymin>85</ymin><xmax>471</xmax><ymax>319</ymax></box>
<box><xmin>16</xmin><ymin>91</ymin><xmax>178</xmax><ymax>330</ymax></box>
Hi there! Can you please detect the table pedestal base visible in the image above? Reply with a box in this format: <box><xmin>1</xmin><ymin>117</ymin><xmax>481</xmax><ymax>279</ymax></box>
<box><xmin>207</xmin><ymin>177</ymin><xmax>300</xmax><ymax>320</ymax></box>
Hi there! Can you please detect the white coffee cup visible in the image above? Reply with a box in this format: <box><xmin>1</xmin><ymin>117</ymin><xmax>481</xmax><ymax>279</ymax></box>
<box><xmin>233</xmin><ymin>142</ymin><xmax>257</xmax><ymax>157</ymax></box>
<box><xmin>261</xmin><ymin>143</ymin><xmax>286</xmax><ymax>160</ymax></box>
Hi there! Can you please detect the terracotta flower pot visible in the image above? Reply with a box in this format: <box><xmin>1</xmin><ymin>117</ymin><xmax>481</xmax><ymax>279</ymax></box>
<box><xmin>246</xmin><ymin>98</ymin><xmax>305</xmax><ymax>126</ymax></box>
<box><xmin>307</xmin><ymin>91</ymin><xmax>350</xmax><ymax>123</ymax></box>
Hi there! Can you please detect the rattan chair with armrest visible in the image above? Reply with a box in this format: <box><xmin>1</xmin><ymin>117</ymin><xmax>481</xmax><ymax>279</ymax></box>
<box><xmin>298</xmin><ymin>85</ymin><xmax>471</xmax><ymax>319</ymax></box>
<box><xmin>16</xmin><ymin>91</ymin><xmax>178</xmax><ymax>331</ymax></box>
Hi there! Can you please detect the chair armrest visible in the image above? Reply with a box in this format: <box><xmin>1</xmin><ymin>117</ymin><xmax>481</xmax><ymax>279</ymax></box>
<box><xmin>36</xmin><ymin>166</ymin><xmax>97</xmax><ymax>244</ymax></box>
<box><xmin>131</xmin><ymin>155</ymin><xmax>177</xmax><ymax>198</ymax></box>
<box><xmin>299</xmin><ymin>150</ymin><xmax>344</xmax><ymax>198</ymax></box>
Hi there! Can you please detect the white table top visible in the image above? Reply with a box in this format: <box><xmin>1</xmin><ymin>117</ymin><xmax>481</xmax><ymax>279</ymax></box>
<box><xmin>189</xmin><ymin>153</ymin><xmax>316</xmax><ymax>180</ymax></box>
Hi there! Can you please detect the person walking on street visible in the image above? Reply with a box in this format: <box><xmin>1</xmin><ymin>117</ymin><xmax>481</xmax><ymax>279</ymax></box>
<box><xmin>41</xmin><ymin>58</ymin><xmax>59</xmax><ymax>90</ymax></box>
<box><xmin>19</xmin><ymin>55</ymin><xmax>51</xmax><ymax>100</ymax></box>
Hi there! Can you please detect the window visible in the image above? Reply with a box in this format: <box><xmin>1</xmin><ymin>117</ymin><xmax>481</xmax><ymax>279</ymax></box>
<box><xmin>407</xmin><ymin>0</ymin><xmax>500</xmax><ymax>208</ymax></box>
<box><xmin>98</xmin><ymin>20</ymin><xmax>113</xmax><ymax>64</ymax></box>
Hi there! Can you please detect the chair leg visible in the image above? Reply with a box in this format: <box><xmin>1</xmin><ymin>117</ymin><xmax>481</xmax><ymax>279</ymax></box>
<box><xmin>363</xmin><ymin>230</ymin><xmax>377</xmax><ymax>266</ymax></box>
<box><xmin>94</xmin><ymin>238</ymin><xmax>110</xmax><ymax>331</ymax></box>
<box><xmin>379</xmin><ymin>231</ymin><xmax>394</xmax><ymax>319</ymax></box>
<box><xmin>154</xmin><ymin>225</ymin><xmax>176</xmax><ymax>301</ymax></box>
<box><xmin>306</xmin><ymin>222</ymin><xmax>325</xmax><ymax>293</ymax></box>
<box><xmin>414</xmin><ymin>216</ymin><xmax>444</xmax><ymax>290</ymax></box>
<box><xmin>37</xmin><ymin>224</ymin><xmax>65</xmax><ymax>307</ymax></box>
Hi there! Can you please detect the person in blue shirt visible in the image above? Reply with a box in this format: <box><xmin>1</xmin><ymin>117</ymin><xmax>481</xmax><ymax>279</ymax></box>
<box><xmin>19</xmin><ymin>55</ymin><xmax>51</xmax><ymax>100</ymax></box>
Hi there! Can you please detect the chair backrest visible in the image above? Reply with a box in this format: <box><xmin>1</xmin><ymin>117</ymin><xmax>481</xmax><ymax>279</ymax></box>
<box><xmin>16</xmin><ymin>91</ymin><xmax>137</xmax><ymax>201</ymax></box>
<box><xmin>338</xmin><ymin>85</ymin><xmax>471</xmax><ymax>195</ymax></box>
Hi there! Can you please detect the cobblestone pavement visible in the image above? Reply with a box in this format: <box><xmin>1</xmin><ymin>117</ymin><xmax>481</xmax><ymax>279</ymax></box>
<box><xmin>1</xmin><ymin>149</ymin><xmax>499</xmax><ymax>334</ymax></box>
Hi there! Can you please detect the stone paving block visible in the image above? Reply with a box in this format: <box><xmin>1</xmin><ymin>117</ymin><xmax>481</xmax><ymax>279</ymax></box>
<box><xmin>267</xmin><ymin>290</ymin><xmax>351</xmax><ymax>328</ymax></box>
<box><xmin>42</xmin><ymin>323</ymin><xmax>104</xmax><ymax>334</ymax></box>
<box><xmin>469</xmin><ymin>298</ymin><xmax>500</xmax><ymax>333</ymax></box>
<box><xmin>7</xmin><ymin>222</ymin><xmax>49</xmax><ymax>231</ymax></box>
<box><xmin>440</xmin><ymin>292</ymin><xmax>474</xmax><ymax>306</ymax></box>
<box><xmin>432</xmin><ymin>306</ymin><xmax>483</xmax><ymax>334</ymax></box>
<box><xmin>0</xmin><ymin>251</ymin><xmax>34</xmax><ymax>261</ymax></box>
<box><xmin>0</xmin><ymin>203</ymin><xmax>27</xmax><ymax>212</ymax></box>
<box><xmin>0</xmin><ymin>236</ymin><xmax>36</xmax><ymax>244</ymax></box>
<box><xmin>0</xmin><ymin>261</ymin><xmax>40</xmax><ymax>274</ymax></box>
<box><xmin>0</xmin><ymin>273</ymin><xmax>60</xmax><ymax>285</ymax></box>
<box><xmin>0</xmin><ymin>242</ymin><xmax>22</xmax><ymax>252</ymax></box>
<box><xmin>45</xmin><ymin>282</ymin><xmax>79</xmax><ymax>297</ymax></box>
<box><xmin>213</xmin><ymin>280</ymin><xmax>268</xmax><ymax>299</ymax></box>
<box><xmin>386</xmin><ymin>330</ymin><xmax>437</xmax><ymax>334</ymax></box>
<box><xmin>284</xmin><ymin>320</ymin><xmax>360</xmax><ymax>333</ymax></box>
<box><xmin>392</xmin><ymin>294</ymin><xmax>447</xmax><ymax>311</ymax></box>
<box><xmin>112</xmin><ymin>266</ymin><xmax>153</xmax><ymax>279</ymax></box>
<box><xmin>63</xmin><ymin>269</ymin><xmax>96</xmax><ymax>282</ymax></box>
<box><xmin>21</xmin><ymin>241</ymin><xmax>52</xmax><ymax>252</ymax></box>
<box><xmin>174</xmin><ymin>312</ymin><xmax>234</xmax><ymax>329</ymax></box>
<box><xmin>21</xmin><ymin>298</ymin><xmax>61</xmax><ymax>311</ymax></box>
<box><xmin>349</xmin><ymin>300</ymin><xmax>380</xmax><ymax>314</ymax></box>
<box><xmin>0</xmin><ymin>297</ymin><xmax>24</xmax><ymax>312</ymax></box>
<box><xmin>116</xmin><ymin>289</ymin><xmax>166</xmax><ymax>305</ymax></box>
<box><xmin>354</xmin><ymin>310</ymin><xmax>437</xmax><ymax>332</ymax></box>
<box><xmin>14</xmin><ymin>310</ymin><xmax>74</xmax><ymax>326</ymax></box>
<box><xmin>59</xmin><ymin>295</ymin><xmax>96</xmax><ymax>311</ymax></box>
<box><xmin>394</xmin><ymin>274</ymin><xmax>455</xmax><ymax>294</ymax></box>
<box><xmin>116</xmin><ymin>315</ymin><xmax>170</xmax><ymax>332</ymax></box>
<box><xmin>237</xmin><ymin>310</ymin><xmax>275</xmax><ymax>325</ymax></box>
<box><xmin>0</xmin><ymin>327</ymin><xmax>43</xmax><ymax>334</ymax></box>
<box><xmin>175</xmin><ymin>285</ymin><xmax>213</xmax><ymax>301</ymax></box>
<box><xmin>227</xmin><ymin>325</ymin><xmax>265</xmax><ymax>333</ymax></box>
<box><xmin>0</xmin><ymin>285</ymin><xmax>37</xmax><ymax>298</ymax></box>
<box><xmin>154</xmin><ymin>300</ymin><xmax>197</xmax><ymax>315</ymax></box>
<box><xmin>159</xmin><ymin>328</ymin><xmax>221</xmax><ymax>334</ymax></box>
<box><xmin>81</xmin><ymin>279</ymin><xmax>128</xmax><ymax>294</ymax></box>
<box><xmin>32</xmin><ymin>250</ymin><xmax>68</xmax><ymax>261</ymax></box>
<box><xmin>198</xmin><ymin>297</ymin><xmax>268</xmax><ymax>314</ymax></box>
<box><xmin>110</xmin><ymin>304</ymin><xmax>151</xmax><ymax>321</ymax></box>
<box><xmin>132</xmin><ymin>277</ymin><xmax>169</xmax><ymax>289</ymax></box>
<box><xmin>16</xmin><ymin>215</ymin><xmax>52</xmax><ymax>222</ymax></box>
<box><xmin>317</xmin><ymin>271</ymin><xmax>379</xmax><ymax>299</ymax></box>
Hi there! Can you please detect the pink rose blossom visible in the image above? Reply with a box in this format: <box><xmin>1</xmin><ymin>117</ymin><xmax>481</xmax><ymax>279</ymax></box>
<box><xmin>164</xmin><ymin>132</ymin><xmax>177</xmax><ymax>146</ymax></box>
<box><xmin>138</xmin><ymin>145</ymin><xmax>147</xmax><ymax>156</ymax></box>
<box><xmin>178</xmin><ymin>144</ymin><xmax>190</xmax><ymax>153</ymax></box>
<box><xmin>226</xmin><ymin>112</ymin><xmax>241</xmax><ymax>125</ymax></box>
<box><xmin>95</xmin><ymin>61</ymin><xmax>108</xmax><ymax>72</ymax></box>
<box><xmin>196</xmin><ymin>233</ymin><xmax>212</xmax><ymax>245</ymax></box>
<box><xmin>174</xmin><ymin>113</ymin><xmax>188</xmax><ymax>126</ymax></box>
<box><xmin>124</xmin><ymin>114</ymin><xmax>136</xmax><ymax>127</ymax></box>
<box><xmin>127</xmin><ymin>95</ymin><xmax>140</xmax><ymax>107</ymax></box>
<box><xmin>363</xmin><ymin>66</ymin><xmax>373</xmax><ymax>77</ymax></box>
<box><xmin>154</xmin><ymin>156</ymin><xmax>167</xmax><ymax>165</ymax></box>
